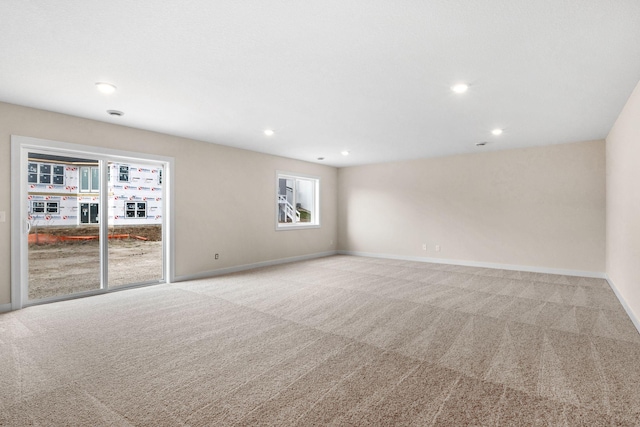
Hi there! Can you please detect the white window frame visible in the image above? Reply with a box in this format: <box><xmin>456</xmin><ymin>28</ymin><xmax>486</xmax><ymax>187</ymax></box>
<box><xmin>79</xmin><ymin>202</ymin><xmax>99</xmax><ymax>224</ymax></box>
<box><xmin>28</xmin><ymin>162</ymin><xmax>65</xmax><ymax>185</ymax></box>
<box><xmin>118</xmin><ymin>165</ymin><xmax>130</xmax><ymax>182</ymax></box>
<box><xmin>79</xmin><ymin>166</ymin><xmax>99</xmax><ymax>193</ymax></box>
<box><xmin>31</xmin><ymin>201</ymin><xmax>59</xmax><ymax>214</ymax></box>
<box><xmin>125</xmin><ymin>201</ymin><xmax>147</xmax><ymax>219</ymax></box>
<box><xmin>275</xmin><ymin>171</ymin><xmax>320</xmax><ymax>230</ymax></box>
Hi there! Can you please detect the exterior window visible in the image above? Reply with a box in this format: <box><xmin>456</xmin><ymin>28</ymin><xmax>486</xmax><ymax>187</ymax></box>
<box><xmin>28</xmin><ymin>163</ymin><xmax>38</xmax><ymax>183</ymax></box>
<box><xmin>53</xmin><ymin>165</ymin><xmax>65</xmax><ymax>184</ymax></box>
<box><xmin>39</xmin><ymin>164</ymin><xmax>51</xmax><ymax>184</ymax></box>
<box><xmin>32</xmin><ymin>201</ymin><xmax>45</xmax><ymax>213</ymax></box>
<box><xmin>276</xmin><ymin>172</ymin><xmax>319</xmax><ymax>229</ymax></box>
<box><xmin>28</xmin><ymin>162</ymin><xmax>65</xmax><ymax>185</ymax></box>
<box><xmin>32</xmin><ymin>201</ymin><xmax>59</xmax><ymax>214</ymax></box>
<box><xmin>91</xmin><ymin>167</ymin><xmax>99</xmax><ymax>191</ymax></box>
<box><xmin>80</xmin><ymin>166</ymin><xmax>99</xmax><ymax>192</ymax></box>
<box><xmin>80</xmin><ymin>203</ymin><xmax>99</xmax><ymax>224</ymax></box>
<box><xmin>119</xmin><ymin>165</ymin><xmax>129</xmax><ymax>182</ymax></box>
<box><xmin>46</xmin><ymin>202</ymin><xmax>59</xmax><ymax>213</ymax></box>
<box><xmin>125</xmin><ymin>201</ymin><xmax>147</xmax><ymax>218</ymax></box>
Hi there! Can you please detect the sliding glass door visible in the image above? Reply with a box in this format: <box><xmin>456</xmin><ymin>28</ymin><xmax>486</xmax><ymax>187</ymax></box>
<box><xmin>27</xmin><ymin>152</ymin><xmax>102</xmax><ymax>300</ymax></box>
<box><xmin>12</xmin><ymin>136</ymin><xmax>173</xmax><ymax>309</ymax></box>
<box><xmin>107</xmin><ymin>161</ymin><xmax>164</xmax><ymax>287</ymax></box>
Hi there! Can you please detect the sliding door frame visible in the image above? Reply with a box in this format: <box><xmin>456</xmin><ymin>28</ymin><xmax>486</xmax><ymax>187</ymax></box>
<box><xmin>11</xmin><ymin>135</ymin><xmax>175</xmax><ymax>310</ymax></box>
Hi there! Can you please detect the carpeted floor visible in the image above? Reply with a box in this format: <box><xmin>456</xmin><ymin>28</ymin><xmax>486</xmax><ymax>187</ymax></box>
<box><xmin>1</xmin><ymin>255</ymin><xmax>640</xmax><ymax>426</ymax></box>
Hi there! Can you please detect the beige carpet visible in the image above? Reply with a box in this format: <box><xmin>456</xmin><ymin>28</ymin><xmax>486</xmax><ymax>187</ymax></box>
<box><xmin>1</xmin><ymin>255</ymin><xmax>640</xmax><ymax>426</ymax></box>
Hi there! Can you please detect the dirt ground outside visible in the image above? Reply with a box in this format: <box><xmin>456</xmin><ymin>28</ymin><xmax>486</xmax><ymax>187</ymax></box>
<box><xmin>29</xmin><ymin>224</ymin><xmax>162</xmax><ymax>241</ymax></box>
<box><xmin>28</xmin><ymin>239</ymin><xmax>163</xmax><ymax>300</ymax></box>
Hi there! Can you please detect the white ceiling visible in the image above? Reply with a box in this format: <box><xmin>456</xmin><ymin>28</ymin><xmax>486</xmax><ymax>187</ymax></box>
<box><xmin>1</xmin><ymin>1</ymin><xmax>639</xmax><ymax>167</ymax></box>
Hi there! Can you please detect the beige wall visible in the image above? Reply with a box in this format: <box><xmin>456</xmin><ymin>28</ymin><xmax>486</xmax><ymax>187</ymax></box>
<box><xmin>338</xmin><ymin>140</ymin><xmax>606</xmax><ymax>273</ymax></box>
<box><xmin>606</xmin><ymin>80</ymin><xmax>640</xmax><ymax>323</ymax></box>
<box><xmin>0</xmin><ymin>100</ymin><xmax>613</xmax><ymax>307</ymax></box>
<box><xmin>0</xmin><ymin>102</ymin><xmax>338</xmax><ymax>305</ymax></box>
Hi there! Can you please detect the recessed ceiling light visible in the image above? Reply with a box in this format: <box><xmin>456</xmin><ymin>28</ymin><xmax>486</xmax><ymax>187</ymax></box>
<box><xmin>476</xmin><ymin>141</ymin><xmax>487</xmax><ymax>147</ymax></box>
<box><xmin>451</xmin><ymin>83</ymin><xmax>468</xmax><ymax>94</ymax></box>
<box><xmin>341</xmin><ymin>150</ymin><xmax>350</xmax><ymax>156</ymax></box>
<box><xmin>107</xmin><ymin>110</ymin><xmax>124</xmax><ymax>117</ymax></box>
<box><xmin>491</xmin><ymin>128</ymin><xmax>503</xmax><ymax>136</ymax></box>
<box><xmin>264</xmin><ymin>129</ymin><xmax>275</xmax><ymax>136</ymax></box>
<box><xmin>95</xmin><ymin>82</ymin><xmax>117</xmax><ymax>94</ymax></box>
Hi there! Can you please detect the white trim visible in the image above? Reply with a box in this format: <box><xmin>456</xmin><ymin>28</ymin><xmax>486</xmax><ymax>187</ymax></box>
<box><xmin>165</xmin><ymin>162</ymin><xmax>175</xmax><ymax>283</ymax></box>
<box><xmin>275</xmin><ymin>170</ymin><xmax>320</xmax><ymax>230</ymax></box>
<box><xmin>0</xmin><ymin>303</ymin><xmax>12</xmax><ymax>313</ymax></box>
<box><xmin>14</xmin><ymin>135</ymin><xmax>172</xmax><ymax>164</ymax></box>
<box><xmin>606</xmin><ymin>275</ymin><xmax>640</xmax><ymax>335</ymax></box>
<box><xmin>10</xmin><ymin>139</ymin><xmax>26</xmax><ymax>310</ymax></box>
<box><xmin>337</xmin><ymin>250</ymin><xmax>607</xmax><ymax>279</ymax></box>
<box><xmin>275</xmin><ymin>223</ymin><xmax>321</xmax><ymax>231</ymax></box>
<box><xmin>99</xmin><ymin>159</ymin><xmax>108</xmax><ymax>290</ymax></box>
<box><xmin>275</xmin><ymin>170</ymin><xmax>321</xmax><ymax>181</ymax></box>
<box><xmin>174</xmin><ymin>251</ymin><xmax>338</xmax><ymax>282</ymax></box>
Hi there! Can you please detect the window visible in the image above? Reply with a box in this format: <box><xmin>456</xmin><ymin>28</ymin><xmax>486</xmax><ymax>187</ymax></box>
<box><xmin>80</xmin><ymin>203</ymin><xmax>99</xmax><ymax>224</ymax></box>
<box><xmin>276</xmin><ymin>172</ymin><xmax>319</xmax><ymax>229</ymax></box>
<box><xmin>46</xmin><ymin>201</ymin><xmax>59</xmax><ymax>213</ymax></box>
<box><xmin>32</xmin><ymin>201</ymin><xmax>59</xmax><ymax>214</ymax></box>
<box><xmin>28</xmin><ymin>162</ymin><xmax>64</xmax><ymax>185</ymax></box>
<box><xmin>80</xmin><ymin>166</ymin><xmax>99</xmax><ymax>192</ymax></box>
<box><xmin>119</xmin><ymin>165</ymin><xmax>129</xmax><ymax>182</ymax></box>
<box><xmin>125</xmin><ymin>201</ymin><xmax>147</xmax><ymax>218</ymax></box>
<box><xmin>39</xmin><ymin>164</ymin><xmax>51</xmax><ymax>183</ymax></box>
<box><xmin>91</xmin><ymin>167</ymin><xmax>99</xmax><ymax>191</ymax></box>
<box><xmin>28</xmin><ymin>163</ymin><xmax>38</xmax><ymax>183</ymax></box>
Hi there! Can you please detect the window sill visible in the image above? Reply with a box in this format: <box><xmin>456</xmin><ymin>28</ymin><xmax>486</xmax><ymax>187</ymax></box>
<box><xmin>276</xmin><ymin>223</ymin><xmax>320</xmax><ymax>231</ymax></box>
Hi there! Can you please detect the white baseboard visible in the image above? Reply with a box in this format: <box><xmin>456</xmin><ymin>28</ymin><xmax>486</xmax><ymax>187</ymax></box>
<box><xmin>337</xmin><ymin>250</ymin><xmax>607</xmax><ymax>279</ymax></box>
<box><xmin>605</xmin><ymin>275</ymin><xmax>640</xmax><ymax>335</ymax></box>
<box><xmin>0</xmin><ymin>303</ymin><xmax>12</xmax><ymax>313</ymax></box>
<box><xmin>174</xmin><ymin>251</ymin><xmax>338</xmax><ymax>282</ymax></box>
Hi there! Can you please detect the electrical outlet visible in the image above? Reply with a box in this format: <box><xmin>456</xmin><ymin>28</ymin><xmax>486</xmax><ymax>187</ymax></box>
<box><xmin>435</xmin><ymin>245</ymin><xmax>440</xmax><ymax>252</ymax></box>
<box><xmin>422</xmin><ymin>243</ymin><xmax>427</xmax><ymax>251</ymax></box>
<box><xmin>215</xmin><ymin>253</ymin><xmax>219</xmax><ymax>260</ymax></box>
<box><xmin>0</xmin><ymin>211</ymin><xmax>5</xmax><ymax>223</ymax></box>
